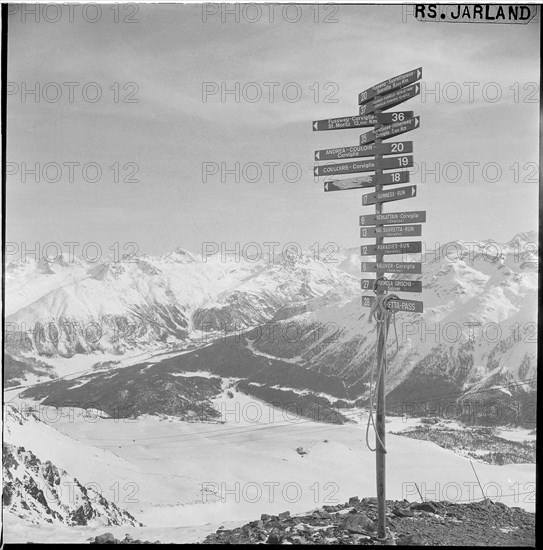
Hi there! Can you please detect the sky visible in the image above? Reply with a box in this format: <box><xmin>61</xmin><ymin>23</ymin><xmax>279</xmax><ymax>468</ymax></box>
<box><xmin>6</xmin><ymin>3</ymin><xmax>540</xmax><ymax>259</ymax></box>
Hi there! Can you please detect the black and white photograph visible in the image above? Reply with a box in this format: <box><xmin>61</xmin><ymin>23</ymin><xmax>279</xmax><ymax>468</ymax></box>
<box><xmin>1</xmin><ymin>1</ymin><xmax>539</xmax><ymax>545</ymax></box>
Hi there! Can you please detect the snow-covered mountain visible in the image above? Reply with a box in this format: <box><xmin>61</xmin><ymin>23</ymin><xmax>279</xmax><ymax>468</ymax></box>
<box><xmin>5</xmin><ymin>248</ymin><xmax>355</xmax><ymax>361</ymax></box>
<box><xmin>5</xmin><ymin>232</ymin><xmax>537</xmax><ymax>425</ymax></box>
<box><xmin>246</xmin><ymin>232</ymin><xmax>537</xmax><ymax>424</ymax></box>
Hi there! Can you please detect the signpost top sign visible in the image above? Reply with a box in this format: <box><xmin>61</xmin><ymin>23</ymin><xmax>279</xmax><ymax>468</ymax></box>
<box><xmin>358</xmin><ymin>67</ymin><xmax>422</xmax><ymax>105</ymax></box>
<box><xmin>359</xmin><ymin>84</ymin><xmax>420</xmax><ymax>116</ymax></box>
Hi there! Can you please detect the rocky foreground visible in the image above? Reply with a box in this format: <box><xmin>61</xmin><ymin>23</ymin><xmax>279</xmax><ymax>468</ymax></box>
<box><xmin>200</xmin><ymin>497</ymin><xmax>535</xmax><ymax>546</ymax></box>
<box><xmin>88</xmin><ymin>496</ymin><xmax>535</xmax><ymax>545</ymax></box>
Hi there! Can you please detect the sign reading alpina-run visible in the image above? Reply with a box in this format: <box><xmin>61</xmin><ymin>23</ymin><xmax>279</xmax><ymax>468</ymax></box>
<box><xmin>358</xmin><ymin>68</ymin><xmax>422</xmax><ymax>105</ymax></box>
<box><xmin>324</xmin><ymin>171</ymin><xmax>409</xmax><ymax>192</ymax></box>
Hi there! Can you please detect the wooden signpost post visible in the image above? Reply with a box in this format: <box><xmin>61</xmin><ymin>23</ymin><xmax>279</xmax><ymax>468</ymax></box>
<box><xmin>313</xmin><ymin>67</ymin><xmax>425</xmax><ymax>542</ymax></box>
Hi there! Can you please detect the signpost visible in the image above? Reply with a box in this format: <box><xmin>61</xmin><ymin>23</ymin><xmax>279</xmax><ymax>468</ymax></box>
<box><xmin>324</xmin><ymin>171</ymin><xmax>409</xmax><ymax>192</ymax></box>
<box><xmin>360</xmin><ymin>241</ymin><xmax>421</xmax><ymax>255</ymax></box>
<box><xmin>315</xmin><ymin>141</ymin><xmax>413</xmax><ymax>161</ymax></box>
<box><xmin>361</xmin><ymin>261</ymin><xmax>422</xmax><ymax>274</ymax></box>
<box><xmin>358</xmin><ymin>67</ymin><xmax>422</xmax><ymax>104</ymax></box>
<box><xmin>361</xmin><ymin>278</ymin><xmax>422</xmax><ymax>293</ymax></box>
<box><xmin>359</xmin><ymin>83</ymin><xmax>421</xmax><ymax>115</ymax></box>
<box><xmin>360</xmin><ymin>225</ymin><xmax>422</xmax><ymax>238</ymax></box>
<box><xmin>315</xmin><ymin>155</ymin><xmax>412</xmax><ymax>177</ymax></box>
<box><xmin>313</xmin><ymin>67</ymin><xmax>425</xmax><ymax>543</ymax></box>
<box><xmin>375</xmin><ymin>116</ymin><xmax>420</xmax><ymax>141</ymax></box>
<box><xmin>361</xmin><ymin>295</ymin><xmax>424</xmax><ymax>313</ymax></box>
<box><xmin>313</xmin><ymin>111</ymin><xmax>414</xmax><ymax>131</ymax></box>
<box><xmin>362</xmin><ymin>185</ymin><xmax>416</xmax><ymax>205</ymax></box>
<box><xmin>359</xmin><ymin>210</ymin><xmax>426</xmax><ymax>226</ymax></box>
<box><xmin>313</xmin><ymin>114</ymin><xmax>376</xmax><ymax>131</ymax></box>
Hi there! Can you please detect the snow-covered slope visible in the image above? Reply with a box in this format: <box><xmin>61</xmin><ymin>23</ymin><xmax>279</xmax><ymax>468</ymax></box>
<box><xmin>3</xmin><ymin>405</ymin><xmax>141</xmax><ymax>527</ymax></box>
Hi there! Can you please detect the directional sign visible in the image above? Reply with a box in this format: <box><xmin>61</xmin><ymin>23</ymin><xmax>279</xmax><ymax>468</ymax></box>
<box><xmin>359</xmin><ymin>129</ymin><xmax>376</xmax><ymax>146</ymax></box>
<box><xmin>316</xmin><ymin>155</ymin><xmax>412</xmax><ymax>177</ymax></box>
<box><xmin>360</xmin><ymin>210</ymin><xmax>426</xmax><ymax>226</ymax></box>
<box><xmin>359</xmin><ymin>118</ymin><xmax>420</xmax><ymax>144</ymax></box>
<box><xmin>376</xmin><ymin>117</ymin><xmax>420</xmax><ymax>141</ymax></box>
<box><xmin>361</xmin><ymin>295</ymin><xmax>424</xmax><ymax>313</ymax></box>
<box><xmin>379</xmin><ymin>155</ymin><xmax>414</xmax><ymax>171</ymax></box>
<box><xmin>362</xmin><ymin>185</ymin><xmax>416</xmax><ymax>206</ymax></box>
<box><xmin>359</xmin><ymin>84</ymin><xmax>420</xmax><ymax>116</ymax></box>
<box><xmin>361</xmin><ymin>262</ymin><xmax>422</xmax><ymax>274</ymax></box>
<box><xmin>361</xmin><ymin>279</ymin><xmax>422</xmax><ymax>293</ymax></box>
<box><xmin>376</xmin><ymin>111</ymin><xmax>414</xmax><ymax>125</ymax></box>
<box><xmin>384</xmin><ymin>298</ymin><xmax>424</xmax><ymax>313</ymax></box>
<box><xmin>360</xmin><ymin>241</ymin><xmax>422</xmax><ymax>255</ymax></box>
<box><xmin>312</xmin><ymin>114</ymin><xmax>376</xmax><ymax>131</ymax></box>
<box><xmin>315</xmin><ymin>159</ymin><xmax>375</xmax><ymax>177</ymax></box>
<box><xmin>358</xmin><ymin>68</ymin><xmax>422</xmax><ymax>105</ymax></box>
<box><xmin>316</xmin><ymin>143</ymin><xmax>376</xmax><ymax>162</ymax></box>
<box><xmin>360</xmin><ymin>225</ymin><xmax>422</xmax><ymax>238</ymax></box>
<box><xmin>315</xmin><ymin>141</ymin><xmax>413</xmax><ymax>162</ymax></box>
<box><xmin>324</xmin><ymin>171</ymin><xmax>409</xmax><ymax>192</ymax></box>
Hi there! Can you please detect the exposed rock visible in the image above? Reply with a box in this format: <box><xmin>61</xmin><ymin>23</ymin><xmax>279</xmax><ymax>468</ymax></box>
<box><xmin>342</xmin><ymin>512</ymin><xmax>376</xmax><ymax>534</ymax></box>
<box><xmin>93</xmin><ymin>533</ymin><xmax>116</xmax><ymax>544</ymax></box>
<box><xmin>266</xmin><ymin>528</ymin><xmax>284</xmax><ymax>544</ymax></box>
<box><xmin>410</xmin><ymin>501</ymin><xmax>438</xmax><ymax>514</ymax></box>
<box><xmin>397</xmin><ymin>532</ymin><xmax>427</xmax><ymax>545</ymax></box>
<box><xmin>201</xmin><ymin>496</ymin><xmax>535</xmax><ymax>546</ymax></box>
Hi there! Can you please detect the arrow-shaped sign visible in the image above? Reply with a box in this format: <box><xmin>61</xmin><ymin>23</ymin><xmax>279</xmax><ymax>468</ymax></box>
<box><xmin>316</xmin><ymin>155</ymin><xmax>413</xmax><ymax>177</ymax></box>
<box><xmin>316</xmin><ymin>143</ymin><xmax>376</xmax><ymax>162</ymax></box>
<box><xmin>378</xmin><ymin>155</ymin><xmax>414</xmax><ymax>171</ymax></box>
<box><xmin>376</xmin><ymin>111</ymin><xmax>414</xmax><ymax>125</ymax></box>
<box><xmin>360</xmin><ymin>210</ymin><xmax>426</xmax><ymax>226</ymax></box>
<box><xmin>361</xmin><ymin>278</ymin><xmax>422</xmax><ymax>293</ymax></box>
<box><xmin>315</xmin><ymin>141</ymin><xmax>413</xmax><ymax>162</ymax></box>
<box><xmin>362</xmin><ymin>185</ymin><xmax>416</xmax><ymax>205</ymax></box>
<box><xmin>360</xmin><ymin>225</ymin><xmax>422</xmax><ymax>239</ymax></box>
<box><xmin>324</xmin><ymin>171</ymin><xmax>410</xmax><ymax>192</ymax></box>
<box><xmin>315</xmin><ymin>159</ymin><xmax>376</xmax><ymax>177</ymax></box>
<box><xmin>376</xmin><ymin>117</ymin><xmax>420</xmax><ymax>141</ymax></box>
<box><xmin>312</xmin><ymin>114</ymin><xmax>377</xmax><ymax>131</ymax></box>
<box><xmin>359</xmin><ymin>84</ymin><xmax>420</xmax><ymax>116</ymax></box>
<box><xmin>359</xmin><ymin>118</ymin><xmax>420</xmax><ymax>144</ymax></box>
<box><xmin>362</xmin><ymin>295</ymin><xmax>424</xmax><ymax>313</ymax></box>
<box><xmin>361</xmin><ymin>261</ymin><xmax>422</xmax><ymax>274</ymax></box>
<box><xmin>360</xmin><ymin>241</ymin><xmax>422</xmax><ymax>256</ymax></box>
<box><xmin>358</xmin><ymin>68</ymin><xmax>422</xmax><ymax>105</ymax></box>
